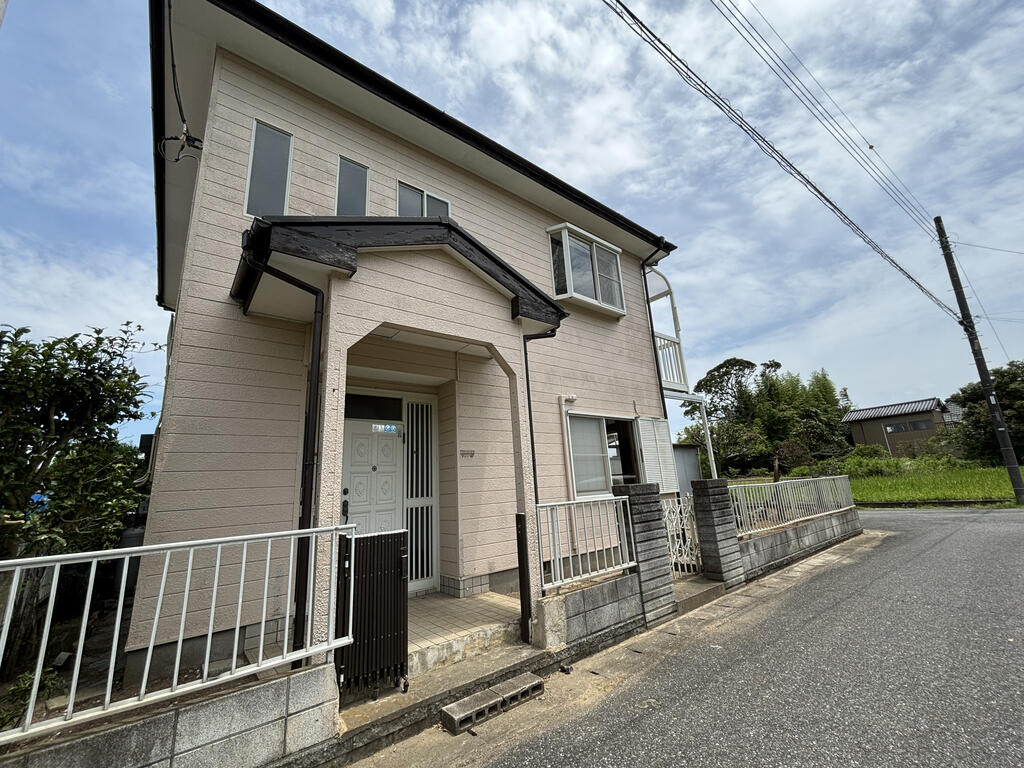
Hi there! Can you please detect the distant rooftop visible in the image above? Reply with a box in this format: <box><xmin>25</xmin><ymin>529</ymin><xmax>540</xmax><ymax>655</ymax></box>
<box><xmin>841</xmin><ymin>398</ymin><xmax>945</xmax><ymax>423</ymax></box>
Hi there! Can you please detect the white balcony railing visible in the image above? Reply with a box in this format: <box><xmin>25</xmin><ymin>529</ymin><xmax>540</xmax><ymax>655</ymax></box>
<box><xmin>0</xmin><ymin>525</ymin><xmax>355</xmax><ymax>745</ymax></box>
<box><xmin>655</xmin><ymin>332</ymin><xmax>689</xmax><ymax>391</ymax></box>
<box><xmin>536</xmin><ymin>498</ymin><xmax>636</xmax><ymax>590</ymax></box>
<box><xmin>730</xmin><ymin>476</ymin><xmax>855</xmax><ymax>537</ymax></box>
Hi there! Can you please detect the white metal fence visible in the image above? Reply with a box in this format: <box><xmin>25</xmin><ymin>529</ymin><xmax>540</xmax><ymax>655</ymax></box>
<box><xmin>536</xmin><ymin>498</ymin><xmax>636</xmax><ymax>590</ymax></box>
<box><xmin>730</xmin><ymin>476</ymin><xmax>855</xmax><ymax>536</ymax></box>
<box><xmin>662</xmin><ymin>493</ymin><xmax>701</xmax><ymax>575</ymax></box>
<box><xmin>0</xmin><ymin>525</ymin><xmax>355</xmax><ymax>745</ymax></box>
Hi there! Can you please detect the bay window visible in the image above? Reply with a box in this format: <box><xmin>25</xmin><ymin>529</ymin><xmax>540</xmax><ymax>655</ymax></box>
<box><xmin>548</xmin><ymin>223</ymin><xmax>625</xmax><ymax>314</ymax></box>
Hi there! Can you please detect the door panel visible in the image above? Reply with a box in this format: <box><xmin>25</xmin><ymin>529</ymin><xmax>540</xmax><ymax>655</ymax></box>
<box><xmin>341</xmin><ymin>420</ymin><xmax>402</xmax><ymax>534</ymax></box>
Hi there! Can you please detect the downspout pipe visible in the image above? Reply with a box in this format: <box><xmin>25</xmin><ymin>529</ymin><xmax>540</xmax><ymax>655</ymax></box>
<box><xmin>641</xmin><ymin>239</ymin><xmax>670</xmax><ymax>420</ymax></box>
<box><xmin>517</xmin><ymin>328</ymin><xmax>556</xmax><ymax>644</ymax></box>
<box><xmin>242</xmin><ymin>248</ymin><xmax>323</xmax><ymax>657</ymax></box>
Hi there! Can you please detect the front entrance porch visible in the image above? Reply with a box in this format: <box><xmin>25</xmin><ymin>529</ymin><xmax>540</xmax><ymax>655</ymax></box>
<box><xmin>407</xmin><ymin>591</ymin><xmax>520</xmax><ymax>676</ymax></box>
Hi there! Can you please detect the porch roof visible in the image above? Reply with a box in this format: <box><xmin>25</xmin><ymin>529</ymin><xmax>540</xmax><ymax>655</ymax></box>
<box><xmin>230</xmin><ymin>216</ymin><xmax>570</xmax><ymax>332</ymax></box>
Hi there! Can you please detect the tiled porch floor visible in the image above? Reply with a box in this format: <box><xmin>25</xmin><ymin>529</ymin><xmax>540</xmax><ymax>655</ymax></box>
<box><xmin>407</xmin><ymin>591</ymin><xmax>520</xmax><ymax>653</ymax></box>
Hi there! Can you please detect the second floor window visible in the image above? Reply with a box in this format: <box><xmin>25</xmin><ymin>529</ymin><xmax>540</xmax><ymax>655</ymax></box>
<box><xmin>398</xmin><ymin>181</ymin><xmax>449</xmax><ymax>217</ymax></box>
<box><xmin>548</xmin><ymin>223</ymin><xmax>625</xmax><ymax>313</ymax></box>
<box><xmin>245</xmin><ymin>121</ymin><xmax>292</xmax><ymax>217</ymax></box>
<box><xmin>336</xmin><ymin>156</ymin><xmax>368</xmax><ymax>215</ymax></box>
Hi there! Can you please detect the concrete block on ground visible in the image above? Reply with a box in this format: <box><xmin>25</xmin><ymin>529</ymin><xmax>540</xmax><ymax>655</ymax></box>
<box><xmin>489</xmin><ymin>672</ymin><xmax>544</xmax><ymax>711</ymax></box>
<box><xmin>440</xmin><ymin>689</ymin><xmax>503</xmax><ymax>734</ymax></box>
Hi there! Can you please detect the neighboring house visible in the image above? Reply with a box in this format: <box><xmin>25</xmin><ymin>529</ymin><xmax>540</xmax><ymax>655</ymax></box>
<box><xmin>132</xmin><ymin>0</ymin><xmax>690</xmax><ymax>661</ymax></box>
<box><xmin>673</xmin><ymin>443</ymin><xmax>704</xmax><ymax>493</ymax></box>
<box><xmin>841</xmin><ymin>397</ymin><xmax>948</xmax><ymax>456</ymax></box>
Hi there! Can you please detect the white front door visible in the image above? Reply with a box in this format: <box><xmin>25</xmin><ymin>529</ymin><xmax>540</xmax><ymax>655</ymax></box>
<box><xmin>341</xmin><ymin>420</ymin><xmax>403</xmax><ymax>533</ymax></box>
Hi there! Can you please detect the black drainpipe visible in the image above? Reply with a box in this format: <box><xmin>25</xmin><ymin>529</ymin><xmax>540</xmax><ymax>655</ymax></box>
<box><xmin>517</xmin><ymin>328</ymin><xmax>556</xmax><ymax>643</ymax></box>
<box><xmin>242</xmin><ymin>249</ymin><xmax>323</xmax><ymax>658</ymax></box>
<box><xmin>641</xmin><ymin>239</ymin><xmax>669</xmax><ymax>419</ymax></box>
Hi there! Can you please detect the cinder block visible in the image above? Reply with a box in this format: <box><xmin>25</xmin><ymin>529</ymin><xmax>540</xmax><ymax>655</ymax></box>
<box><xmin>564</xmin><ymin>590</ymin><xmax>585</xmax><ymax>618</ymax></box>
<box><xmin>175</xmin><ymin>677</ymin><xmax>288</xmax><ymax>752</ymax></box>
<box><xmin>489</xmin><ymin>672</ymin><xmax>544</xmax><ymax>711</ymax></box>
<box><xmin>440</xmin><ymin>689</ymin><xmax>503</xmax><ymax>734</ymax></box>
<box><xmin>23</xmin><ymin>712</ymin><xmax>174</xmax><ymax>768</ymax></box>
<box><xmin>173</xmin><ymin>720</ymin><xmax>285</xmax><ymax>768</ymax></box>
<box><xmin>288</xmin><ymin>664</ymin><xmax>338</xmax><ymax>715</ymax></box>
<box><xmin>585</xmin><ymin>601</ymin><xmax>621</xmax><ymax>635</ymax></box>
<box><xmin>285</xmin><ymin>700</ymin><xmax>338</xmax><ymax>753</ymax></box>
<box><xmin>566</xmin><ymin>613</ymin><xmax>587</xmax><ymax>643</ymax></box>
<box><xmin>615</xmin><ymin>575</ymin><xmax>640</xmax><ymax>600</ymax></box>
<box><xmin>618</xmin><ymin>593</ymin><xmax>643</xmax><ymax>622</ymax></box>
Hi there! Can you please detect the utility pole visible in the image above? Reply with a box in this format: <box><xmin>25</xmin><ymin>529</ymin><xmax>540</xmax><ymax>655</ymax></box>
<box><xmin>935</xmin><ymin>216</ymin><xmax>1024</xmax><ymax>505</ymax></box>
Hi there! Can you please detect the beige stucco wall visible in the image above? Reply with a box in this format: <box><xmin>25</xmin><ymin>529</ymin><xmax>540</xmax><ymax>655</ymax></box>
<box><xmin>133</xmin><ymin>46</ymin><xmax>667</xmax><ymax>645</ymax></box>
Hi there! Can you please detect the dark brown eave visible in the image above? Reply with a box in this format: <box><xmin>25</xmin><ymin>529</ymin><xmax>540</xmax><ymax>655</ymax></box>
<box><xmin>231</xmin><ymin>216</ymin><xmax>569</xmax><ymax>329</ymax></box>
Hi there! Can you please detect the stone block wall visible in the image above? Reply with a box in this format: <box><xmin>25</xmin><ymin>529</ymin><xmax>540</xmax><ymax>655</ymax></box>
<box><xmin>0</xmin><ymin>664</ymin><xmax>339</xmax><ymax>768</ymax></box>
<box><xmin>740</xmin><ymin>507</ymin><xmax>862</xmax><ymax>579</ymax></box>
<box><xmin>533</xmin><ymin>573</ymin><xmax>643</xmax><ymax>650</ymax></box>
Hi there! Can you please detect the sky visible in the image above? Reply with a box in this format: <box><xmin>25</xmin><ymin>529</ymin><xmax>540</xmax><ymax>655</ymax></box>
<box><xmin>0</xmin><ymin>0</ymin><xmax>1021</xmax><ymax>444</ymax></box>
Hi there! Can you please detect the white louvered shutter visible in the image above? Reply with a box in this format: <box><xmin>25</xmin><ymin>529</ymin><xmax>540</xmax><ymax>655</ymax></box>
<box><xmin>636</xmin><ymin>417</ymin><xmax>679</xmax><ymax>493</ymax></box>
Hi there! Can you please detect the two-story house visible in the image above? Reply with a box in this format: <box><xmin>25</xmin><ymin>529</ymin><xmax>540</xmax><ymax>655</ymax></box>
<box><xmin>132</xmin><ymin>0</ymin><xmax>691</xmax><ymax>670</ymax></box>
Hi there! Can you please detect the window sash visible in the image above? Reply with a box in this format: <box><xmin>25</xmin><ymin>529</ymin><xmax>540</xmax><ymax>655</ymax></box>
<box><xmin>398</xmin><ymin>181</ymin><xmax>450</xmax><ymax>216</ymax></box>
<box><xmin>336</xmin><ymin>156</ymin><xmax>368</xmax><ymax>216</ymax></box>
<box><xmin>549</xmin><ymin>227</ymin><xmax>625</xmax><ymax>311</ymax></box>
<box><xmin>245</xmin><ymin>121</ymin><xmax>292</xmax><ymax>217</ymax></box>
<box><xmin>568</xmin><ymin>415</ymin><xmax>612</xmax><ymax>496</ymax></box>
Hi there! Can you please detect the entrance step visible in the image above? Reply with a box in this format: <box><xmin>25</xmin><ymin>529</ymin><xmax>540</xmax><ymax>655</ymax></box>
<box><xmin>673</xmin><ymin>575</ymin><xmax>727</xmax><ymax>614</ymax></box>
<box><xmin>440</xmin><ymin>672</ymin><xmax>545</xmax><ymax>734</ymax></box>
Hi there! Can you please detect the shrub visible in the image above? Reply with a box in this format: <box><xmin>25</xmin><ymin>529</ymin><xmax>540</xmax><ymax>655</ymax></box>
<box><xmin>842</xmin><ymin>455</ymin><xmax>903</xmax><ymax>478</ymax></box>
<box><xmin>847</xmin><ymin>444</ymin><xmax>889</xmax><ymax>459</ymax></box>
<box><xmin>789</xmin><ymin>465</ymin><xmax>811</xmax><ymax>477</ymax></box>
<box><xmin>813</xmin><ymin>457</ymin><xmax>844</xmax><ymax>476</ymax></box>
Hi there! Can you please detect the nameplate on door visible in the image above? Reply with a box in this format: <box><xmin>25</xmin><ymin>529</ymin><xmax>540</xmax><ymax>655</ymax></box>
<box><xmin>372</xmin><ymin>424</ymin><xmax>399</xmax><ymax>433</ymax></box>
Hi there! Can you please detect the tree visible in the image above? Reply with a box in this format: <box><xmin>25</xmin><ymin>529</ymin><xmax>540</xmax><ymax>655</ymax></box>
<box><xmin>947</xmin><ymin>360</ymin><xmax>1024</xmax><ymax>464</ymax></box>
<box><xmin>0</xmin><ymin>324</ymin><xmax>150</xmax><ymax>680</ymax></box>
<box><xmin>685</xmin><ymin>357</ymin><xmax>849</xmax><ymax>475</ymax></box>
<box><xmin>0</xmin><ymin>324</ymin><xmax>149</xmax><ymax>551</ymax></box>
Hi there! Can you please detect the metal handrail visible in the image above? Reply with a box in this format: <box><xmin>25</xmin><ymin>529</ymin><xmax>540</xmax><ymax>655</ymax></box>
<box><xmin>0</xmin><ymin>525</ymin><xmax>356</xmax><ymax>745</ymax></box>
<box><xmin>535</xmin><ymin>498</ymin><xmax>636</xmax><ymax>590</ymax></box>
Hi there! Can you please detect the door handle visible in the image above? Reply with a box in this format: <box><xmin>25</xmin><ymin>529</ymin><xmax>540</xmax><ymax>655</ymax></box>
<box><xmin>342</xmin><ymin>499</ymin><xmax>349</xmax><ymax>524</ymax></box>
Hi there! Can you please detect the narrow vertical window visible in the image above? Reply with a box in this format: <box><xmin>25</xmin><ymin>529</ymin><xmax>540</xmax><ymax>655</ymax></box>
<box><xmin>569</xmin><ymin>415</ymin><xmax>611</xmax><ymax>495</ymax></box>
<box><xmin>567</xmin><ymin>235</ymin><xmax>597</xmax><ymax>300</ymax></box>
<box><xmin>595</xmin><ymin>244</ymin><xmax>623</xmax><ymax>309</ymax></box>
<box><xmin>398</xmin><ymin>182</ymin><xmax>424</xmax><ymax>216</ymax></box>
<box><xmin>551</xmin><ymin>235</ymin><xmax>567</xmax><ymax>295</ymax></box>
<box><xmin>245</xmin><ymin>122</ymin><xmax>291</xmax><ymax>216</ymax></box>
<box><xmin>336</xmin><ymin>157</ymin><xmax>368</xmax><ymax>215</ymax></box>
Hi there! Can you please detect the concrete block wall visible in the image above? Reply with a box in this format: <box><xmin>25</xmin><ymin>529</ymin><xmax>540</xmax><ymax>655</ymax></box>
<box><xmin>0</xmin><ymin>665</ymin><xmax>339</xmax><ymax>768</ymax></box>
<box><xmin>612</xmin><ymin>483</ymin><xmax>676</xmax><ymax>626</ymax></box>
<box><xmin>691</xmin><ymin>479</ymin><xmax>746</xmax><ymax>589</ymax></box>
<box><xmin>533</xmin><ymin>573</ymin><xmax>643</xmax><ymax>650</ymax></box>
<box><xmin>740</xmin><ymin>507</ymin><xmax>862</xmax><ymax>579</ymax></box>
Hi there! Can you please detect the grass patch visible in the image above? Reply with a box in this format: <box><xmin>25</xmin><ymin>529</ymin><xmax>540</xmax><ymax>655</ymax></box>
<box><xmin>849</xmin><ymin>467</ymin><xmax>1014</xmax><ymax>503</ymax></box>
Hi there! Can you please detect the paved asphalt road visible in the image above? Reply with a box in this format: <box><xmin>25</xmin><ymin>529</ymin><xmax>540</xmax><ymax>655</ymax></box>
<box><xmin>362</xmin><ymin>509</ymin><xmax>1024</xmax><ymax>768</ymax></box>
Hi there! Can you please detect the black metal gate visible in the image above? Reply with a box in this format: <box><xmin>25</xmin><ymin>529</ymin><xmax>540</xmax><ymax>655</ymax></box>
<box><xmin>335</xmin><ymin>532</ymin><xmax>409</xmax><ymax>698</ymax></box>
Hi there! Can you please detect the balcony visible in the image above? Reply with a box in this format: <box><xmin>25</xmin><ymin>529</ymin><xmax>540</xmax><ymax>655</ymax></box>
<box><xmin>655</xmin><ymin>332</ymin><xmax>690</xmax><ymax>393</ymax></box>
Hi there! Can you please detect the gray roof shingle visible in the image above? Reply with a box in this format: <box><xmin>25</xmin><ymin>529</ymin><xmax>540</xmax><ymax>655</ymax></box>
<box><xmin>841</xmin><ymin>398</ymin><xmax>944</xmax><ymax>423</ymax></box>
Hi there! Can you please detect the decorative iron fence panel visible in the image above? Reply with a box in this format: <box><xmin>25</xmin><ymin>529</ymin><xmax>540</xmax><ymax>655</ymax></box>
<box><xmin>730</xmin><ymin>475</ymin><xmax>855</xmax><ymax>537</ymax></box>
<box><xmin>662</xmin><ymin>493</ymin><xmax>701</xmax><ymax>575</ymax></box>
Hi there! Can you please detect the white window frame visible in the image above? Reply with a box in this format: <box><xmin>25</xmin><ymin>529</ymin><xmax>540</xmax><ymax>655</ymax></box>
<box><xmin>336</xmin><ymin>155</ymin><xmax>369</xmax><ymax>216</ymax></box>
<box><xmin>546</xmin><ymin>222</ymin><xmax>626</xmax><ymax>316</ymax></box>
<box><xmin>243</xmin><ymin>119</ymin><xmax>293</xmax><ymax>217</ymax></box>
<box><xmin>565</xmin><ymin>410</ymin><xmax>640</xmax><ymax>499</ymax></box>
<box><xmin>396</xmin><ymin>179</ymin><xmax>450</xmax><ymax>217</ymax></box>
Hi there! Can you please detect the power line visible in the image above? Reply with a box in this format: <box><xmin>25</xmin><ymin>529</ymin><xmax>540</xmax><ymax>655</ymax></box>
<box><xmin>952</xmin><ymin>240</ymin><xmax>1024</xmax><ymax>256</ymax></box>
<box><xmin>599</xmin><ymin>0</ymin><xmax>961</xmax><ymax>323</ymax></box>
<box><xmin>708</xmin><ymin>0</ymin><xmax>936</xmax><ymax>238</ymax></box>
<box><xmin>741</xmin><ymin>0</ymin><xmax>935</xmax><ymax>224</ymax></box>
